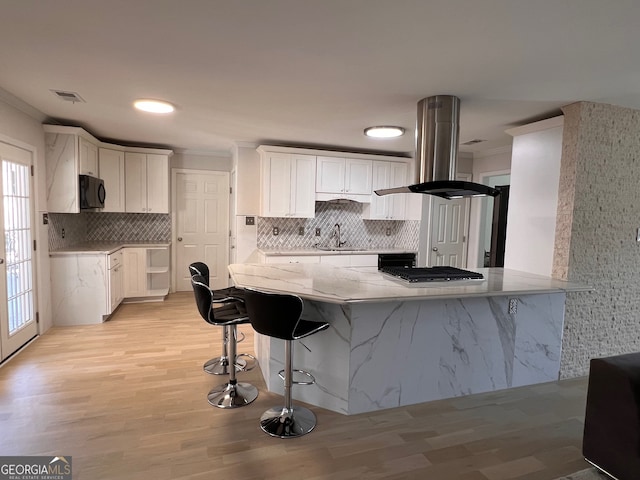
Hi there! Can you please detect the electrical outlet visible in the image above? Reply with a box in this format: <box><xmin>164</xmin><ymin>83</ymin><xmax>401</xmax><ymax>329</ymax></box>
<box><xmin>245</xmin><ymin>216</ymin><xmax>255</xmax><ymax>226</ymax></box>
<box><xmin>385</xmin><ymin>228</ymin><xmax>391</xmax><ymax>236</ymax></box>
<box><xmin>508</xmin><ymin>298</ymin><xmax>518</xmax><ymax>315</ymax></box>
<box><xmin>315</xmin><ymin>228</ymin><xmax>321</xmax><ymax>236</ymax></box>
<box><xmin>298</xmin><ymin>226</ymin><xmax>304</xmax><ymax>235</ymax></box>
<box><xmin>42</xmin><ymin>213</ymin><xmax>48</xmax><ymax>225</ymax></box>
<box><xmin>272</xmin><ymin>227</ymin><xmax>279</xmax><ymax>236</ymax></box>
<box><xmin>61</xmin><ymin>228</ymin><xmax>65</xmax><ymax>239</ymax></box>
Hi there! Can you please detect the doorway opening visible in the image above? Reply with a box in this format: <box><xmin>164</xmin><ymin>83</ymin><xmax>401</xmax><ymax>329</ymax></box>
<box><xmin>477</xmin><ymin>173</ymin><xmax>511</xmax><ymax>267</ymax></box>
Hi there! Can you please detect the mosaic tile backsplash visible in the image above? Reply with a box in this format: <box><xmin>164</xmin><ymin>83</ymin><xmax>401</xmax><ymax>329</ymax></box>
<box><xmin>48</xmin><ymin>212</ymin><xmax>171</xmax><ymax>251</ymax></box>
<box><xmin>257</xmin><ymin>201</ymin><xmax>419</xmax><ymax>250</ymax></box>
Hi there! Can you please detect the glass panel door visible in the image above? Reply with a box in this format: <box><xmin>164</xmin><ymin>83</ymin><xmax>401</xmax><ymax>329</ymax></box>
<box><xmin>0</xmin><ymin>142</ymin><xmax>37</xmax><ymax>361</ymax></box>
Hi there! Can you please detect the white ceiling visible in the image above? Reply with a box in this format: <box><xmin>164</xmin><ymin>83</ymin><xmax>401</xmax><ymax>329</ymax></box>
<box><xmin>1</xmin><ymin>0</ymin><xmax>640</xmax><ymax>157</ymax></box>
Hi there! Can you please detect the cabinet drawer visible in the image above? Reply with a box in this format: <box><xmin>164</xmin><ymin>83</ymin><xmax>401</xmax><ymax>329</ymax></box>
<box><xmin>108</xmin><ymin>250</ymin><xmax>123</xmax><ymax>269</ymax></box>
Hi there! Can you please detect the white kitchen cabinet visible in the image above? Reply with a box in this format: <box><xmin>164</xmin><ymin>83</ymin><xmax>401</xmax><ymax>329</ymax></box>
<box><xmin>263</xmin><ymin>254</ymin><xmax>320</xmax><ymax>264</ymax></box>
<box><xmin>316</xmin><ymin>156</ymin><xmax>372</xmax><ymax>195</ymax></box>
<box><xmin>123</xmin><ymin>246</ymin><xmax>170</xmax><ymax>300</ymax></box>
<box><xmin>319</xmin><ymin>254</ymin><xmax>378</xmax><ymax>267</ymax></box>
<box><xmin>79</xmin><ymin>137</ymin><xmax>99</xmax><ymax>176</ymax></box>
<box><xmin>364</xmin><ymin>161</ymin><xmax>408</xmax><ymax>220</ymax></box>
<box><xmin>125</xmin><ymin>152</ymin><xmax>170</xmax><ymax>213</ymax></box>
<box><xmin>99</xmin><ymin>148</ymin><xmax>125</xmax><ymax>212</ymax></box>
<box><xmin>50</xmin><ymin>250</ymin><xmax>124</xmax><ymax>325</ymax></box>
<box><xmin>259</xmin><ymin>151</ymin><xmax>316</xmax><ymax>218</ymax></box>
<box><xmin>44</xmin><ymin>126</ymin><xmax>102</xmax><ymax>213</ymax></box>
<box><xmin>108</xmin><ymin>250</ymin><xmax>124</xmax><ymax>312</ymax></box>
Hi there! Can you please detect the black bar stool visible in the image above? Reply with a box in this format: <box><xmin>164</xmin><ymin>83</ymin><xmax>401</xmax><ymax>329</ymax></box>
<box><xmin>191</xmin><ymin>274</ymin><xmax>258</xmax><ymax>408</ymax></box>
<box><xmin>243</xmin><ymin>288</ymin><xmax>329</xmax><ymax>438</ymax></box>
<box><xmin>188</xmin><ymin>262</ymin><xmax>250</xmax><ymax>375</ymax></box>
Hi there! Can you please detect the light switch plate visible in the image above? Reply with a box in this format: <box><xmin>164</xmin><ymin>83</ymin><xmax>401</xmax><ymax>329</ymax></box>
<box><xmin>245</xmin><ymin>216</ymin><xmax>255</xmax><ymax>226</ymax></box>
<box><xmin>273</xmin><ymin>227</ymin><xmax>279</xmax><ymax>236</ymax></box>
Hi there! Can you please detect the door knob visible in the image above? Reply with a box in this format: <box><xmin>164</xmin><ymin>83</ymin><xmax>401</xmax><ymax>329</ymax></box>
<box><xmin>177</xmin><ymin>237</ymin><xmax>183</xmax><ymax>242</ymax></box>
<box><xmin>432</xmin><ymin>247</ymin><xmax>438</xmax><ymax>252</ymax></box>
<box><xmin>0</xmin><ymin>258</ymin><xmax>4</xmax><ymax>264</ymax></box>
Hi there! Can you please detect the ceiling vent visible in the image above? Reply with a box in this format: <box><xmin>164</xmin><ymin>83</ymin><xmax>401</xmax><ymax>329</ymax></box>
<box><xmin>50</xmin><ymin>90</ymin><xmax>85</xmax><ymax>103</ymax></box>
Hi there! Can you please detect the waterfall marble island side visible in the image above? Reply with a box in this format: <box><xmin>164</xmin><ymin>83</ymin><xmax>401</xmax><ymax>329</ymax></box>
<box><xmin>228</xmin><ymin>263</ymin><xmax>590</xmax><ymax>415</ymax></box>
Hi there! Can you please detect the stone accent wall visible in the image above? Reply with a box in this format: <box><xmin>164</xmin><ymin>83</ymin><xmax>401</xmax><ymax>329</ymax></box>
<box><xmin>555</xmin><ymin>101</ymin><xmax>640</xmax><ymax>378</ymax></box>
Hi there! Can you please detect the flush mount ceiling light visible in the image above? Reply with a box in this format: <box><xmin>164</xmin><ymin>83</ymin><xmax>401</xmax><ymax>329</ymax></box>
<box><xmin>364</xmin><ymin>126</ymin><xmax>405</xmax><ymax>138</ymax></box>
<box><xmin>133</xmin><ymin>99</ymin><xmax>175</xmax><ymax>114</ymax></box>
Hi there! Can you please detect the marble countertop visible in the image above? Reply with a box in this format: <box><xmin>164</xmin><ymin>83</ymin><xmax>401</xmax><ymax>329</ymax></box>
<box><xmin>50</xmin><ymin>241</ymin><xmax>171</xmax><ymax>256</ymax></box>
<box><xmin>258</xmin><ymin>247</ymin><xmax>416</xmax><ymax>256</ymax></box>
<box><xmin>228</xmin><ymin>263</ymin><xmax>591</xmax><ymax>304</ymax></box>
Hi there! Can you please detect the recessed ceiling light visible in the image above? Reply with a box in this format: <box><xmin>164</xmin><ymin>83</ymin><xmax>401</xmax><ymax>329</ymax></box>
<box><xmin>364</xmin><ymin>126</ymin><xmax>405</xmax><ymax>138</ymax></box>
<box><xmin>133</xmin><ymin>99</ymin><xmax>175</xmax><ymax>114</ymax></box>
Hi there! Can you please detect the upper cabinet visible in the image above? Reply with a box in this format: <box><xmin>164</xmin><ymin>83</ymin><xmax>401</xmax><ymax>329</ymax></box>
<box><xmin>99</xmin><ymin>148</ymin><xmax>125</xmax><ymax>212</ymax></box>
<box><xmin>258</xmin><ymin>149</ymin><xmax>316</xmax><ymax>218</ymax></box>
<box><xmin>363</xmin><ymin>161</ymin><xmax>408</xmax><ymax>220</ymax></box>
<box><xmin>79</xmin><ymin>137</ymin><xmax>98</xmax><ymax>176</ymax></box>
<box><xmin>44</xmin><ymin>125</ymin><xmax>172</xmax><ymax>214</ymax></box>
<box><xmin>45</xmin><ymin>126</ymin><xmax>99</xmax><ymax>213</ymax></box>
<box><xmin>316</xmin><ymin>156</ymin><xmax>372</xmax><ymax>200</ymax></box>
<box><xmin>125</xmin><ymin>153</ymin><xmax>170</xmax><ymax>214</ymax></box>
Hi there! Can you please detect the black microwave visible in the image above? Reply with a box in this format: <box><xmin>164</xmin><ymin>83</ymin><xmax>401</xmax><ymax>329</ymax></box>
<box><xmin>79</xmin><ymin>175</ymin><xmax>106</xmax><ymax>209</ymax></box>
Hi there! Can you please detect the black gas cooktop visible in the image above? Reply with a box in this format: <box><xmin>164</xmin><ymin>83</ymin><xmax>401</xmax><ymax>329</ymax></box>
<box><xmin>379</xmin><ymin>266</ymin><xmax>484</xmax><ymax>283</ymax></box>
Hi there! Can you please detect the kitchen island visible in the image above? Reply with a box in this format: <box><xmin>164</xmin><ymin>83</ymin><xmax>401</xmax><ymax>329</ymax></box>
<box><xmin>228</xmin><ymin>263</ymin><xmax>589</xmax><ymax>414</ymax></box>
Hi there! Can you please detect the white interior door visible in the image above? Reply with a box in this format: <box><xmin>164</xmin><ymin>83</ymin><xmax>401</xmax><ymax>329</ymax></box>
<box><xmin>429</xmin><ymin>196</ymin><xmax>469</xmax><ymax>267</ymax></box>
<box><xmin>0</xmin><ymin>142</ymin><xmax>37</xmax><ymax>361</ymax></box>
<box><xmin>174</xmin><ymin>170</ymin><xmax>230</xmax><ymax>291</ymax></box>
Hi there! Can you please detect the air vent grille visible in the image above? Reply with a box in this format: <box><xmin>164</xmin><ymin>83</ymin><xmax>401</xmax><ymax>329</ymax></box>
<box><xmin>461</xmin><ymin>139</ymin><xmax>486</xmax><ymax>145</ymax></box>
<box><xmin>50</xmin><ymin>90</ymin><xmax>85</xmax><ymax>103</ymax></box>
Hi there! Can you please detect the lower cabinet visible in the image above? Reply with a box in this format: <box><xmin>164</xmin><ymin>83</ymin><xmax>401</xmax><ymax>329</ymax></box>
<box><xmin>123</xmin><ymin>246</ymin><xmax>170</xmax><ymax>300</ymax></box>
<box><xmin>50</xmin><ymin>250</ymin><xmax>124</xmax><ymax>325</ymax></box>
<box><xmin>260</xmin><ymin>253</ymin><xmax>378</xmax><ymax>267</ymax></box>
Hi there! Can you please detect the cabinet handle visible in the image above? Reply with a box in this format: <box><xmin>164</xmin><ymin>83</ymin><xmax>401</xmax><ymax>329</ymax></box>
<box><xmin>177</xmin><ymin>237</ymin><xmax>183</xmax><ymax>242</ymax></box>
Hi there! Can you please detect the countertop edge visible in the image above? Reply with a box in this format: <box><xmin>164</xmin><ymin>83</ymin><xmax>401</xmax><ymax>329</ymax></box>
<box><xmin>50</xmin><ymin>242</ymin><xmax>171</xmax><ymax>256</ymax></box>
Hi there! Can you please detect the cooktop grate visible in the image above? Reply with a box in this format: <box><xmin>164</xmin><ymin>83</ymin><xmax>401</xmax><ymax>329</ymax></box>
<box><xmin>379</xmin><ymin>266</ymin><xmax>484</xmax><ymax>283</ymax></box>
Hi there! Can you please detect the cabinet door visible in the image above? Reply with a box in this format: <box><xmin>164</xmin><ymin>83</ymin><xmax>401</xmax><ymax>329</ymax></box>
<box><xmin>389</xmin><ymin>162</ymin><xmax>408</xmax><ymax>219</ymax></box>
<box><xmin>345</xmin><ymin>159</ymin><xmax>372</xmax><ymax>194</ymax></box>
<box><xmin>123</xmin><ymin>248</ymin><xmax>147</xmax><ymax>297</ymax></box>
<box><xmin>79</xmin><ymin>137</ymin><xmax>98</xmax><ymax>176</ymax></box>
<box><xmin>146</xmin><ymin>154</ymin><xmax>169</xmax><ymax>213</ymax></box>
<box><xmin>316</xmin><ymin>156</ymin><xmax>345</xmax><ymax>193</ymax></box>
<box><xmin>368</xmin><ymin>161</ymin><xmax>391</xmax><ymax>219</ymax></box>
<box><xmin>125</xmin><ymin>152</ymin><xmax>147</xmax><ymax>213</ymax></box>
<box><xmin>264</xmin><ymin>255</ymin><xmax>320</xmax><ymax>264</ymax></box>
<box><xmin>99</xmin><ymin>148</ymin><xmax>125</xmax><ymax>212</ymax></box>
<box><xmin>108</xmin><ymin>265</ymin><xmax>121</xmax><ymax>314</ymax></box>
<box><xmin>260</xmin><ymin>153</ymin><xmax>292</xmax><ymax>217</ymax></box>
<box><xmin>290</xmin><ymin>155</ymin><xmax>316</xmax><ymax>218</ymax></box>
<box><xmin>319</xmin><ymin>255</ymin><xmax>351</xmax><ymax>266</ymax></box>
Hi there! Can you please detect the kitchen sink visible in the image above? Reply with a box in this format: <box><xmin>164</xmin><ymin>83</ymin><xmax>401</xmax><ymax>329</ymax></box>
<box><xmin>316</xmin><ymin>246</ymin><xmax>369</xmax><ymax>251</ymax></box>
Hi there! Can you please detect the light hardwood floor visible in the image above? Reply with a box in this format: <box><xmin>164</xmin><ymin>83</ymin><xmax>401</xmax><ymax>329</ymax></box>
<box><xmin>0</xmin><ymin>292</ymin><xmax>590</xmax><ymax>479</ymax></box>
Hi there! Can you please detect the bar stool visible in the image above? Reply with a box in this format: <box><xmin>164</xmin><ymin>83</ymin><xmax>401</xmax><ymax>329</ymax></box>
<box><xmin>243</xmin><ymin>288</ymin><xmax>329</xmax><ymax>438</ymax></box>
<box><xmin>191</xmin><ymin>274</ymin><xmax>258</xmax><ymax>408</ymax></box>
<box><xmin>188</xmin><ymin>262</ymin><xmax>249</xmax><ymax>375</ymax></box>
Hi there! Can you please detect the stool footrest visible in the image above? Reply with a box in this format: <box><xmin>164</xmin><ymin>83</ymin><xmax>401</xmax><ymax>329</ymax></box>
<box><xmin>236</xmin><ymin>353</ymin><xmax>257</xmax><ymax>372</ymax></box>
<box><xmin>278</xmin><ymin>368</ymin><xmax>315</xmax><ymax>385</ymax></box>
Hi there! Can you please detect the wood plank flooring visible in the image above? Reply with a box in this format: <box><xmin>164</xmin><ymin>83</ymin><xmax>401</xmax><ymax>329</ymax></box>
<box><xmin>0</xmin><ymin>292</ymin><xmax>590</xmax><ymax>479</ymax></box>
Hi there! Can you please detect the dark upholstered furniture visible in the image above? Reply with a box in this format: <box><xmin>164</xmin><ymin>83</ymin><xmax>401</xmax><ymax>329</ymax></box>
<box><xmin>583</xmin><ymin>352</ymin><xmax>640</xmax><ymax>479</ymax></box>
<box><xmin>243</xmin><ymin>288</ymin><xmax>329</xmax><ymax>438</ymax></box>
<box><xmin>188</xmin><ymin>262</ymin><xmax>248</xmax><ymax>375</ymax></box>
<box><xmin>191</xmin><ymin>274</ymin><xmax>258</xmax><ymax>408</ymax></box>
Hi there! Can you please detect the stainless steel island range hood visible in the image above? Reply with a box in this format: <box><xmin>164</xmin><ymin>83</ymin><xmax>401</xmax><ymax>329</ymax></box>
<box><xmin>375</xmin><ymin>95</ymin><xmax>500</xmax><ymax>199</ymax></box>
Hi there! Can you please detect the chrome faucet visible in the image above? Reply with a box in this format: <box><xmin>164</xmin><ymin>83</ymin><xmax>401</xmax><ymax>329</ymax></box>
<box><xmin>332</xmin><ymin>223</ymin><xmax>346</xmax><ymax>248</ymax></box>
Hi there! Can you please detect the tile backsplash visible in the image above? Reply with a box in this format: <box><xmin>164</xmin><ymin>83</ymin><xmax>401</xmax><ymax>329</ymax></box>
<box><xmin>49</xmin><ymin>212</ymin><xmax>171</xmax><ymax>251</ymax></box>
<box><xmin>257</xmin><ymin>201</ymin><xmax>419</xmax><ymax>250</ymax></box>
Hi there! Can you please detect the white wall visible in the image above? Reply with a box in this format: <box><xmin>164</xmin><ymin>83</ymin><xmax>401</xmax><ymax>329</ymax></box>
<box><xmin>232</xmin><ymin>145</ymin><xmax>260</xmax><ymax>263</ymax></box>
<box><xmin>171</xmin><ymin>152</ymin><xmax>231</xmax><ymax>171</ymax></box>
<box><xmin>504</xmin><ymin>117</ymin><xmax>563</xmax><ymax>276</ymax></box>
<box><xmin>0</xmin><ymin>97</ymin><xmax>52</xmax><ymax>333</ymax></box>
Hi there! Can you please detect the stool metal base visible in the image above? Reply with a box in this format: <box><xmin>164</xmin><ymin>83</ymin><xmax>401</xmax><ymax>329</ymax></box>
<box><xmin>207</xmin><ymin>382</ymin><xmax>258</xmax><ymax>408</ymax></box>
<box><xmin>259</xmin><ymin>406</ymin><xmax>316</xmax><ymax>438</ymax></box>
<box><xmin>203</xmin><ymin>356</ymin><xmax>247</xmax><ymax>375</ymax></box>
